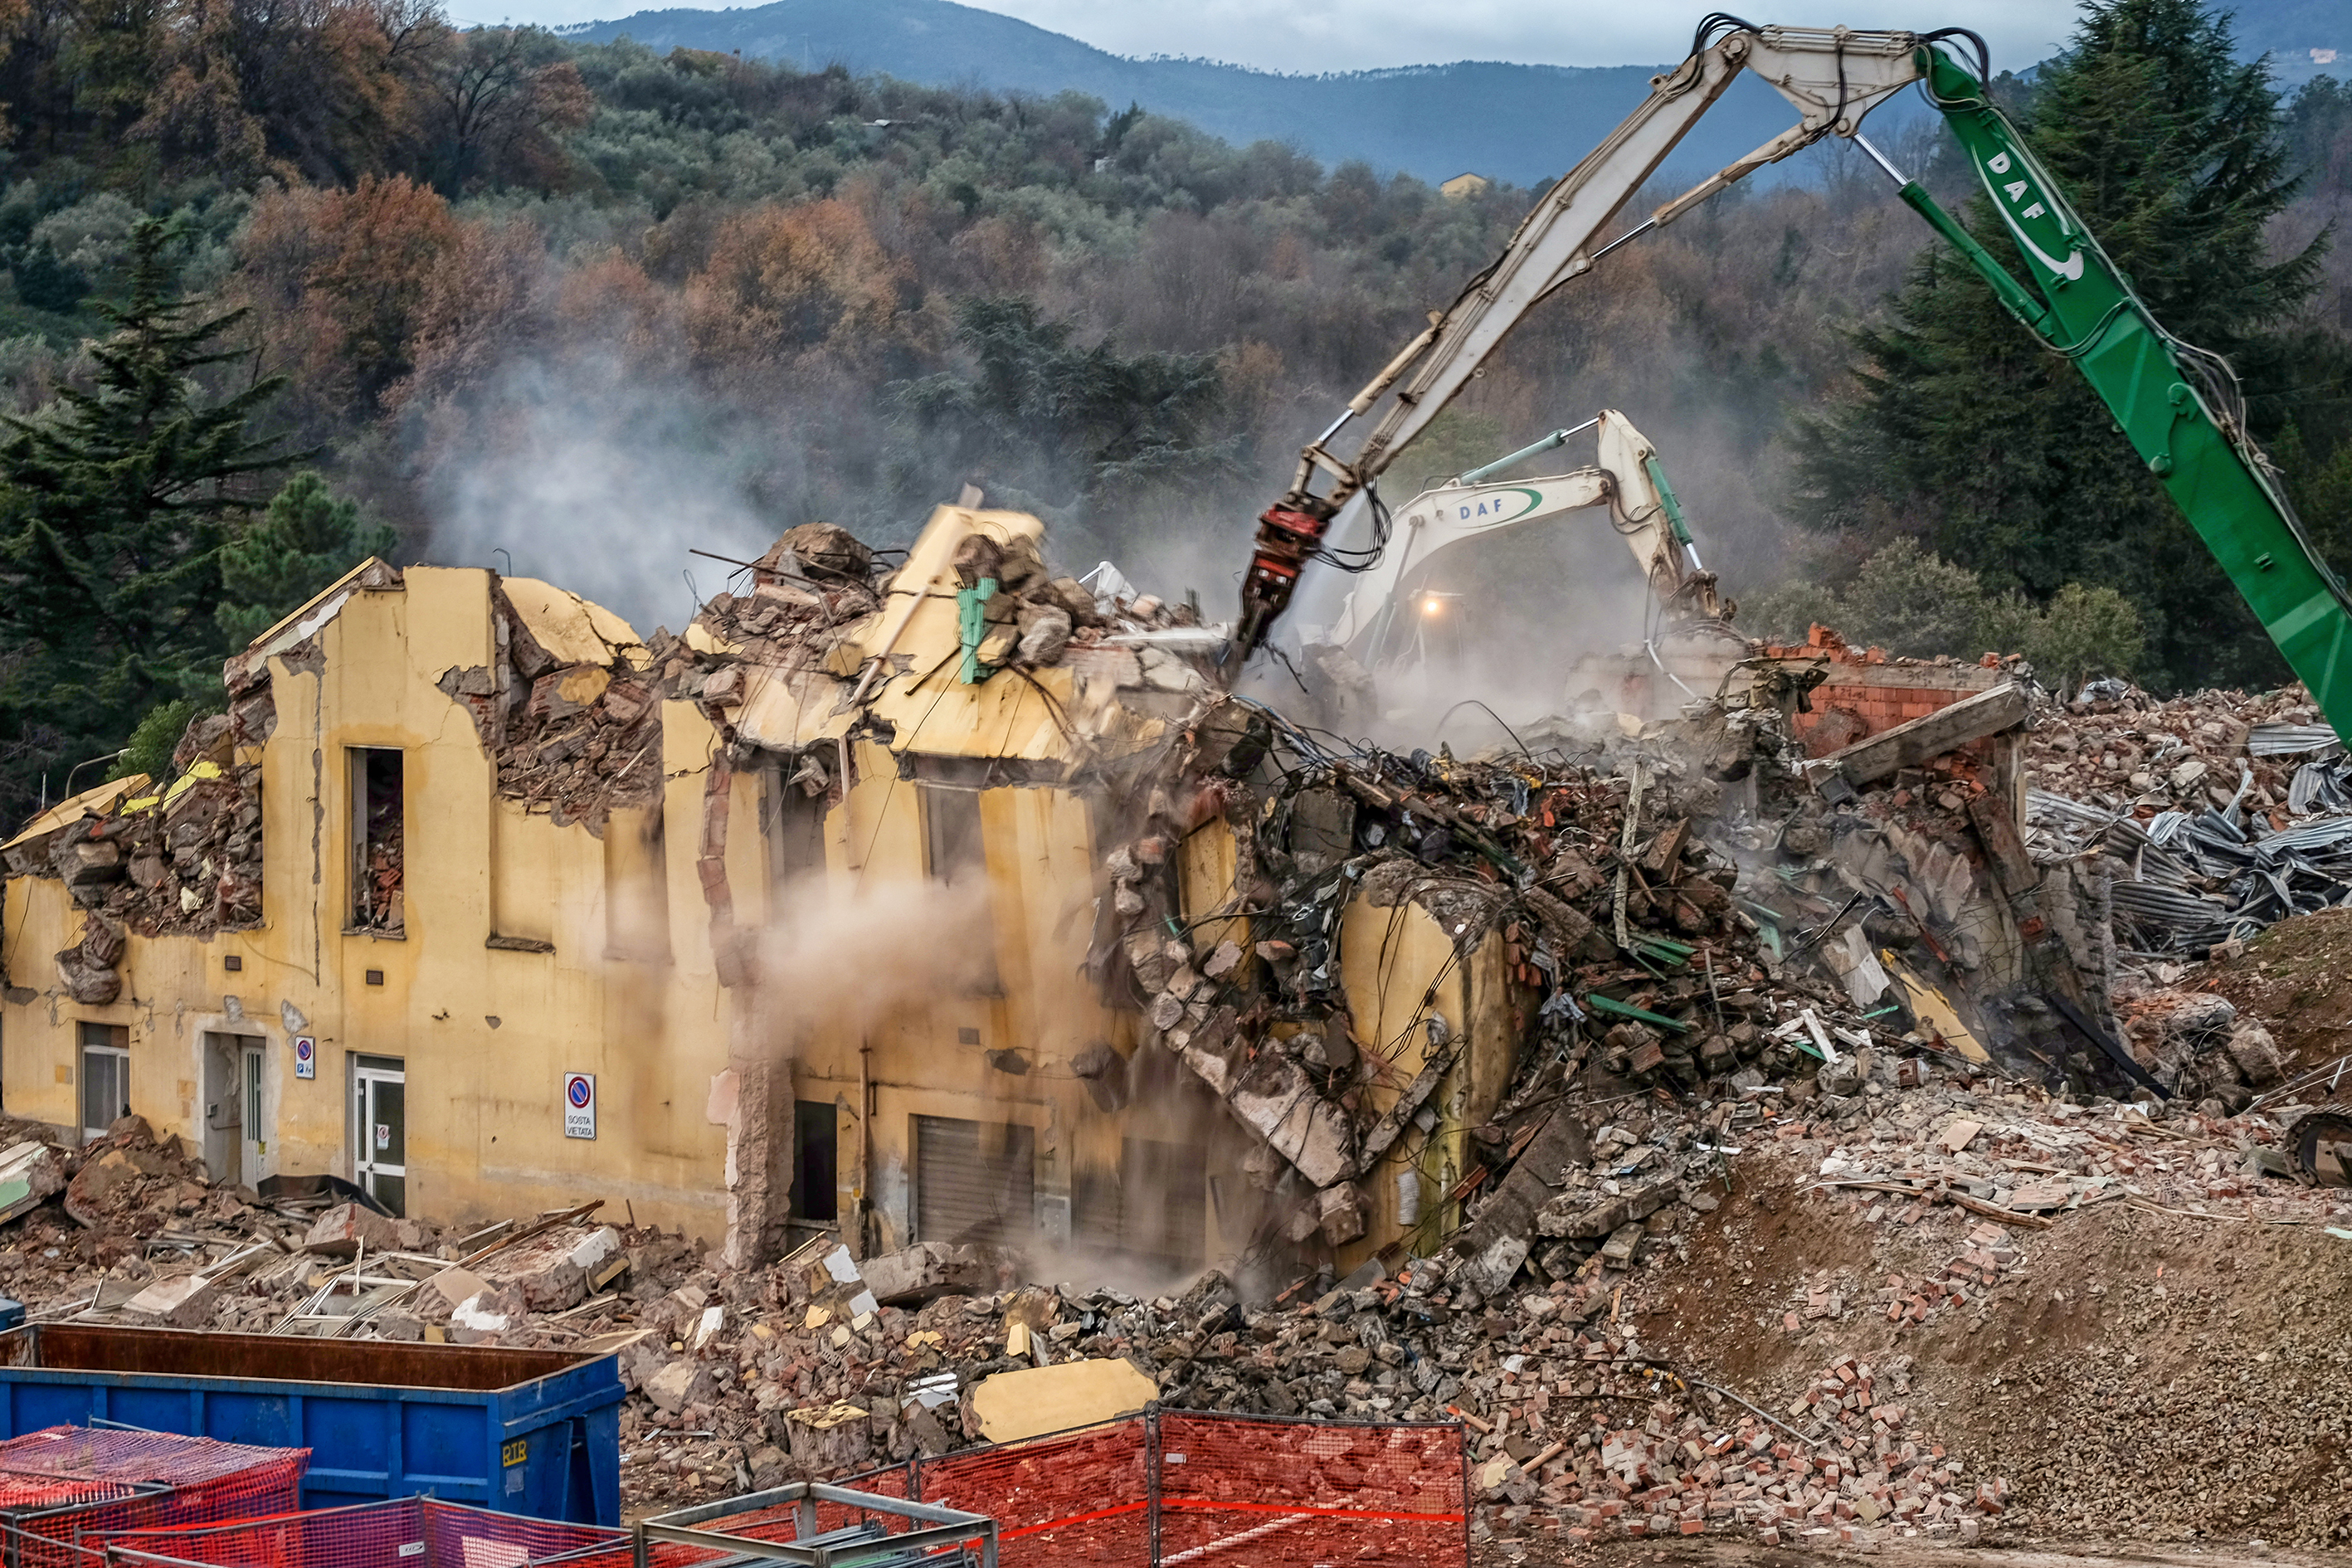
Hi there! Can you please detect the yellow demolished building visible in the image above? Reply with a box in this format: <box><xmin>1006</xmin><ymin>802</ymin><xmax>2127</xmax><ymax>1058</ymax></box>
<box><xmin>0</xmin><ymin>506</ymin><xmax>1512</xmax><ymax>1286</ymax></box>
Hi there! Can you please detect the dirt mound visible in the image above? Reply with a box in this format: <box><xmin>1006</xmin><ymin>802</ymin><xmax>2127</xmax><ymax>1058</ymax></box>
<box><xmin>2195</xmin><ymin>908</ymin><xmax>2352</xmax><ymax>1073</ymax></box>
<box><xmin>1629</xmin><ymin>1144</ymin><xmax>2352</xmax><ymax>1548</ymax></box>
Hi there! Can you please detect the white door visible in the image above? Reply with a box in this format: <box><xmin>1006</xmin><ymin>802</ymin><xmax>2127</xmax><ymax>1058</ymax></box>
<box><xmin>240</xmin><ymin>1042</ymin><xmax>268</xmax><ymax>1185</ymax></box>
<box><xmin>351</xmin><ymin>1054</ymin><xmax>407</xmax><ymax>1216</ymax></box>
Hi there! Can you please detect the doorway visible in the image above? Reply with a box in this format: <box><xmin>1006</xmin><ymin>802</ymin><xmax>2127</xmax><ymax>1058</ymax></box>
<box><xmin>202</xmin><ymin>1034</ymin><xmax>266</xmax><ymax>1187</ymax></box>
<box><xmin>351</xmin><ymin>1054</ymin><xmax>407</xmax><ymax>1216</ymax></box>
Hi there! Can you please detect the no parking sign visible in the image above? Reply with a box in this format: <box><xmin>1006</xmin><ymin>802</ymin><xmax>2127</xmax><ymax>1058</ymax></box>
<box><xmin>563</xmin><ymin>1072</ymin><xmax>597</xmax><ymax>1139</ymax></box>
<box><xmin>293</xmin><ymin>1035</ymin><xmax>315</xmax><ymax>1080</ymax></box>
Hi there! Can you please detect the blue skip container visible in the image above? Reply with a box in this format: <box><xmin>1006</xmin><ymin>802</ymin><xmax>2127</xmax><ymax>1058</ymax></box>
<box><xmin>0</xmin><ymin>1325</ymin><xmax>621</xmax><ymax>1524</ymax></box>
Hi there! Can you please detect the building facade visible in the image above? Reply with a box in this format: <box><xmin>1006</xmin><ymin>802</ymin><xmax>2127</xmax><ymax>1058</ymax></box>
<box><xmin>2</xmin><ymin>506</ymin><xmax>1504</xmax><ymax>1286</ymax></box>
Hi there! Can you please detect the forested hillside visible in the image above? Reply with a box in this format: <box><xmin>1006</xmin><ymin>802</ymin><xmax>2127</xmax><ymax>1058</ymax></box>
<box><xmin>558</xmin><ymin>0</ymin><xmax>1840</xmax><ymax>188</ymax></box>
<box><xmin>0</xmin><ymin>0</ymin><xmax>2345</xmax><ymax>823</ymax></box>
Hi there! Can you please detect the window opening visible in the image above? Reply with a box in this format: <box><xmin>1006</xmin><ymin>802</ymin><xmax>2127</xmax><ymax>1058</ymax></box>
<box><xmin>919</xmin><ymin>785</ymin><xmax>986</xmax><ymax>886</ymax></box>
<box><xmin>77</xmin><ymin>1022</ymin><xmax>129</xmax><ymax>1143</ymax></box>
<box><xmin>765</xmin><ymin>759</ymin><xmax>829</xmax><ymax>892</ymax></box>
<box><xmin>792</xmin><ymin>1100</ymin><xmax>839</xmax><ymax>1223</ymax></box>
<box><xmin>350</xmin><ymin>748</ymin><xmax>404</xmax><ymax>933</ymax></box>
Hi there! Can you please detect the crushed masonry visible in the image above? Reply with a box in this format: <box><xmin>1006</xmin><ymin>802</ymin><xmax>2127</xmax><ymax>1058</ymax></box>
<box><xmin>18</xmin><ymin>509</ymin><xmax>2352</xmax><ymax>1552</ymax></box>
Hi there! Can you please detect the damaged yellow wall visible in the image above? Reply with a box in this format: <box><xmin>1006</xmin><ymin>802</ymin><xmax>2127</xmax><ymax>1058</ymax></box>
<box><xmin>1333</xmin><ymin>894</ymin><xmax>1515</xmax><ymax>1273</ymax></box>
<box><xmin>3</xmin><ymin>504</ymin><xmax>1528</xmax><ymax>1278</ymax></box>
<box><xmin>1</xmin><ymin>567</ymin><xmax>734</xmax><ymax>1238</ymax></box>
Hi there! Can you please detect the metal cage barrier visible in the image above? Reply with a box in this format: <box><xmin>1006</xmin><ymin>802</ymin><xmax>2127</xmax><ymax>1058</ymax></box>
<box><xmin>637</xmin><ymin>1483</ymin><xmax>996</xmax><ymax>1568</ymax></box>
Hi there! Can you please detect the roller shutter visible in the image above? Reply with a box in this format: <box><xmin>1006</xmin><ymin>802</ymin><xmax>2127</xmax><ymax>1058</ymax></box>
<box><xmin>913</xmin><ymin>1116</ymin><xmax>1035</xmax><ymax>1244</ymax></box>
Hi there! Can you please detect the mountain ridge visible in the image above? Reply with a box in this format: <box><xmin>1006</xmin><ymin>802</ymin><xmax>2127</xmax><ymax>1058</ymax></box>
<box><xmin>562</xmin><ymin>0</ymin><xmax>2341</xmax><ymax>185</ymax></box>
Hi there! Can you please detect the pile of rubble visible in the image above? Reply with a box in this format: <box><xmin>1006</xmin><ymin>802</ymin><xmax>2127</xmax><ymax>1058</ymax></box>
<box><xmin>1</xmin><ymin>733</ymin><xmax>265</xmax><ymax>966</ymax></box>
<box><xmin>2024</xmin><ymin>681</ymin><xmax>2352</xmax><ymax>962</ymax></box>
<box><xmin>438</xmin><ymin>577</ymin><xmax>664</xmax><ymax>831</ymax></box>
<box><xmin>2024</xmin><ymin>680</ymin><xmax>2335</xmax><ymax>813</ymax></box>
<box><xmin>11</xmin><ymin>1038</ymin><xmax>2352</xmax><ymax>1547</ymax></box>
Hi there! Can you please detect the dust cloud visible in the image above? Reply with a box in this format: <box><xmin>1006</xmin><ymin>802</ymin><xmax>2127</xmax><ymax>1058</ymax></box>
<box><xmin>421</xmin><ymin>357</ymin><xmax>809</xmax><ymax>638</ymax></box>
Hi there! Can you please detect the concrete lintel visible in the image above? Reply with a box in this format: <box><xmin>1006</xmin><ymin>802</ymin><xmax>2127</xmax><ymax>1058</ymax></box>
<box><xmin>1809</xmin><ymin>683</ymin><xmax>2029</xmax><ymax>791</ymax></box>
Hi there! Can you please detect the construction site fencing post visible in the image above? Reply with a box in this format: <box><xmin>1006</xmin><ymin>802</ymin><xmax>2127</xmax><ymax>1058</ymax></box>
<box><xmin>1142</xmin><ymin>1405</ymin><xmax>1161</xmax><ymax>1568</ymax></box>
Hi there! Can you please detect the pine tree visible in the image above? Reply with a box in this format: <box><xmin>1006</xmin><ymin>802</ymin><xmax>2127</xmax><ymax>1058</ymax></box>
<box><xmin>0</xmin><ymin>217</ymin><xmax>299</xmax><ymax>821</ymax></box>
<box><xmin>1790</xmin><ymin>0</ymin><xmax>2334</xmax><ymax>691</ymax></box>
<box><xmin>215</xmin><ymin>471</ymin><xmax>398</xmax><ymax>646</ymax></box>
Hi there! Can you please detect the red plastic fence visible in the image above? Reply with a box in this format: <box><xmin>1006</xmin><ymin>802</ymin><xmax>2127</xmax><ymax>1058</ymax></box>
<box><xmin>0</xmin><ymin>1429</ymin><xmax>308</xmax><ymax>1568</ymax></box>
<box><xmin>1153</xmin><ymin>1411</ymin><xmax>1466</xmax><ymax>1568</ymax></box>
<box><xmin>686</xmin><ymin>1409</ymin><xmax>1466</xmax><ymax>1568</ymax></box>
<box><xmin>94</xmin><ymin>1498</ymin><xmax>624</xmax><ymax>1568</ymax></box>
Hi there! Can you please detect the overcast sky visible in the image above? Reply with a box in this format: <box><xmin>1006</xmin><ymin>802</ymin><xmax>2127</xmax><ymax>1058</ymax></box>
<box><xmin>942</xmin><ymin>2</ymin><xmax>2087</xmax><ymax>73</ymax></box>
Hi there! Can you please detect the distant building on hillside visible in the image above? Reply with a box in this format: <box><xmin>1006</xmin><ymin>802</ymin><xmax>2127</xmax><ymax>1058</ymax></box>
<box><xmin>1439</xmin><ymin>172</ymin><xmax>1490</xmax><ymax>201</ymax></box>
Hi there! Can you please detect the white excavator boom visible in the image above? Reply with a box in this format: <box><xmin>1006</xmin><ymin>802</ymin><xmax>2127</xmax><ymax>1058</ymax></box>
<box><xmin>1239</xmin><ymin>22</ymin><xmax>1937</xmax><ymax>652</ymax></box>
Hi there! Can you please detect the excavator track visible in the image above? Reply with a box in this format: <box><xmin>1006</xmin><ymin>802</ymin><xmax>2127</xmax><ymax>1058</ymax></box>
<box><xmin>2286</xmin><ymin>1109</ymin><xmax>2352</xmax><ymax>1186</ymax></box>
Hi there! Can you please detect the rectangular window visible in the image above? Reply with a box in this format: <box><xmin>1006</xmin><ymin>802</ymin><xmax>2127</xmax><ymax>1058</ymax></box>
<box><xmin>918</xmin><ymin>784</ymin><xmax>999</xmax><ymax>991</ymax></box>
<box><xmin>919</xmin><ymin>785</ymin><xmax>986</xmax><ymax>887</ymax></box>
<box><xmin>77</xmin><ymin>1022</ymin><xmax>129</xmax><ymax>1143</ymax></box>
<box><xmin>912</xmin><ymin>1114</ymin><xmax>1034</xmax><ymax>1245</ymax></box>
<box><xmin>764</xmin><ymin>760</ymin><xmax>829</xmax><ymax>892</ymax></box>
<box><xmin>792</xmin><ymin>1100</ymin><xmax>839</xmax><ymax>1224</ymax></box>
<box><xmin>349</xmin><ymin>748</ymin><xmax>404</xmax><ymax>933</ymax></box>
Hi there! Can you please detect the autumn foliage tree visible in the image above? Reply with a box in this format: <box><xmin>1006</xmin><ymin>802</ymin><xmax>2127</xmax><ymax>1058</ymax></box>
<box><xmin>237</xmin><ymin>172</ymin><xmax>463</xmax><ymax>429</ymax></box>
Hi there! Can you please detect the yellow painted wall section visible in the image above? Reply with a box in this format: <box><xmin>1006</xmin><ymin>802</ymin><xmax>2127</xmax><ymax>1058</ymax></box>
<box><xmin>0</xmin><ymin>568</ymin><xmax>733</xmax><ymax>1238</ymax></box>
<box><xmin>1</xmin><ymin>531</ymin><xmax>1521</xmax><ymax>1273</ymax></box>
<box><xmin>1332</xmin><ymin>894</ymin><xmax>1515</xmax><ymax>1273</ymax></box>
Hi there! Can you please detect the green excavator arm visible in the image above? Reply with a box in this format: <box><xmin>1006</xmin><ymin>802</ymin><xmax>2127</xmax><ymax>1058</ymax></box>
<box><xmin>1888</xmin><ymin>46</ymin><xmax>2352</xmax><ymax>743</ymax></box>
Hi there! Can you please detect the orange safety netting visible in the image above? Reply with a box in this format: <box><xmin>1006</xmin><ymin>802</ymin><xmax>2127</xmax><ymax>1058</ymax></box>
<box><xmin>682</xmin><ymin>1408</ymin><xmax>1466</xmax><ymax>1568</ymax></box>
<box><xmin>1153</xmin><ymin>1410</ymin><xmax>1467</xmax><ymax>1568</ymax></box>
<box><xmin>0</xmin><ymin>1429</ymin><xmax>309</xmax><ymax>1568</ymax></box>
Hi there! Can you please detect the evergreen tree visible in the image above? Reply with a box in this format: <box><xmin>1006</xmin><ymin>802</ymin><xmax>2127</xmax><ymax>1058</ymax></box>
<box><xmin>1790</xmin><ymin>0</ymin><xmax>2336</xmax><ymax>691</ymax></box>
<box><xmin>0</xmin><ymin>217</ymin><xmax>299</xmax><ymax>821</ymax></box>
<box><xmin>215</xmin><ymin>471</ymin><xmax>397</xmax><ymax>646</ymax></box>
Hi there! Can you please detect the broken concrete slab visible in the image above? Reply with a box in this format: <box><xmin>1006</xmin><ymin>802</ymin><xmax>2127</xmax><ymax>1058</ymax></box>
<box><xmin>304</xmin><ymin>1200</ymin><xmax>402</xmax><ymax>1256</ymax></box>
<box><xmin>121</xmin><ymin>1273</ymin><xmax>217</xmax><ymax>1327</ymax></box>
<box><xmin>411</xmin><ymin>1265</ymin><xmax>490</xmax><ymax>1320</ymax></box>
<box><xmin>0</xmin><ymin>1141</ymin><xmax>65</xmax><ymax>1225</ymax></box>
<box><xmin>1806</xmin><ymin>683</ymin><xmax>2028</xmax><ymax>791</ymax></box>
<box><xmin>1226</xmin><ymin>1051</ymin><xmax>1356</xmax><ymax>1187</ymax></box>
<box><xmin>860</xmin><ymin>1243</ymin><xmax>1002</xmax><ymax>1306</ymax></box>
<box><xmin>1357</xmin><ymin>1035</ymin><xmax>1459</xmax><ymax>1170</ymax></box>
<box><xmin>1448</xmin><ymin>1108</ymin><xmax>1593</xmax><ymax>1288</ymax></box>
<box><xmin>967</xmin><ymin>1357</ymin><xmax>1159</xmax><ymax>1444</ymax></box>
<box><xmin>475</xmin><ymin>1224</ymin><xmax>625</xmax><ymax>1312</ymax></box>
<box><xmin>1317</xmin><ymin>1182</ymin><xmax>1367</xmax><ymax>1245</ymax></box>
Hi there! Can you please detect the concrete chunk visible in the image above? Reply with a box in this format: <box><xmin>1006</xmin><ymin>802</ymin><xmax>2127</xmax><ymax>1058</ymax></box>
<box><xmin>1317</xmin><ymin>1183</ymin><xmax>1367</xmax><ymax>1245</ymax></box>
<box><xmin>303</xmin><ymin>1201</ymin><xmax>401</xmax><ymax>1256</ymax></box>
<box><xmin>122</xmin><ymin>1274</ymin><xmax>217</xmax><ymax>1328</ymax></box>
<box><xmin>861</xmin><ymin>1242</ymin><xmax>1001</xmax><ymax>1305</ymax></box>
<box><xmin>412</xmin><ymin>1265</ymin><xmax>490</xmax><ymax>1320</ymax></box>
<box><xmin>1809</xmin><ymin>683</ymin><xmax>2029</xmax><ymax>791</ymax></box>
